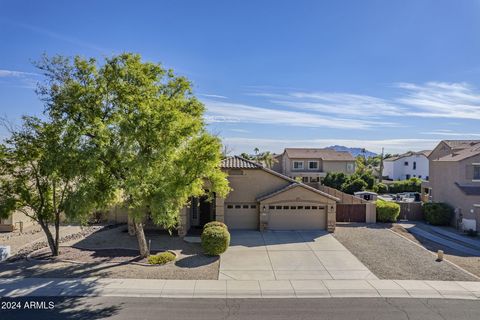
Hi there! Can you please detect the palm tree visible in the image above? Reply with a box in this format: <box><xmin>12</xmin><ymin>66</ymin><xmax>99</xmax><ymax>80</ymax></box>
<box><xmin>259</xmin><ymin>151</ymin><xmax>278</xmax><ymax>168</ymax></box>
<box><xmin>253</xmin><ymin>147</ymin><xmax>260</xmax><ymax>162</ymax></box>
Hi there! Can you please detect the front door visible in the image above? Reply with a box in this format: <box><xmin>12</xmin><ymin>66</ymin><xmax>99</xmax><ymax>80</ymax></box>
<box><xmin>199</xmin><ymin>195</ymin><xmax>213</xmax><ymax>226</ymax></box>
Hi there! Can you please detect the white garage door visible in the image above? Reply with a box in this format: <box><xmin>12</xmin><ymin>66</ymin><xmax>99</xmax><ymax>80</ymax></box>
<box><xmin>224</xmin><ymin>203</ymin><xmax>259</xmax><ymax>229</ymax></box>
<box><xmin>268</xmin><ymin>204</ymin><xmax>326</xmax><ymax>230</ymax></box>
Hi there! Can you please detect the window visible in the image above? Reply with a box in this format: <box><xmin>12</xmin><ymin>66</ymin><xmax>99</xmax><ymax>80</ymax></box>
<box><xmin>235</xmin><ymin>205</ymin><xmax>241</xmax><ymax>209</ymax></box>
<box><xmin>305</xmin><ymin>206</ymin><xmax>311</xmax><ymax>209</ymax></box>
<box><xmin>406</xmin><ymin>174</ymin><xmax>411</xmax><ymax>179</ymax></box>
<box><xmin>276</xmin><ymin>205</ymin><xmax>282</xmax><ymax>210</ymax></box>
<box><xmin>426</xmin><ymin>176</ymin><xmax>429</xmax><ymax>181</ymax></box>
<box><xmin>418</xmin><ymin>175</ymin><xmax>422</xmax><ymax>179</ymax></box>
<box><xmin>346</xmin><ymin>163</ymin><xmax>355</xmax><ymax>172</ymax></box>
<box><xmin>269</xmin><ymin>206</ymin><xmax>275</xmax><ymax>210</ymax></box>
<box><xmin>474</xmin><ymin>165</ymin><xmax>480</xmax><ymax>180</ymax></box>
<box><xmin>242</xmin><ymin>205</ymin><xmax>249</xmax><ymax>209</ymax></box>
<box><xmin>297</xmin><ymin>206</ymin><xmax>304</xmax><ymax>209</ymax></box>
<box><xmin>404</xmin><ymin>161</ymin><xmax>409</xmax><ymax>166</ymax></box>
<box><xmin>311</xmin><ymin>206</ymin><xmax>318</xmax><ymax>209</ymax></box>
<box><xmin>293</xmin><ymin>161</ymin><xmax>304</xmax><ymax>170</ymax></box>
<box><xmin>308</xmin><ymin>161</ymin><xmax>319</xmax><ymax>170</ymax></box>
<box><xmin>250</xmin><ymin>204</ymin><xmax>257</xmax><ymax>209</ymax></box>
<box><xmin>283</xmin><ymin>206</ymin><xmax>289</xmax><ymax>209</ymax></box>
<box><xmin>310</xmin><ymin>176</ymin><xmax>320</xmax><ymax>182</ymax></box>
<box><xmin>413</xmin><ymin>161</ymin><xmax>417</xmax><ymax>170</ymax></box>
<box><xmin>227</xmin><ymin>205</ymin><xmax>233</xmax><ymax>209</ymax></box>
<box><xmin>302</xmin><ymin>177</ymin><xmax>309</xmax><ymax>183</ymax></box>
<box><xmin>290</xmin><ymin>206</ymin><xmax>297</xmax><ymax>209</ymax></box>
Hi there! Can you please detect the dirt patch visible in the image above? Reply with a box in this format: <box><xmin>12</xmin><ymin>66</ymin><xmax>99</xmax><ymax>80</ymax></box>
<box><xmin>391</xmin><ymin>224</ymin><xmax>480</xmax><ymax>278</ymax></box>
<box><xmin>30</xmin><ymin>247</ymin><xmax>173</xmax><ymax>265</ymax></box>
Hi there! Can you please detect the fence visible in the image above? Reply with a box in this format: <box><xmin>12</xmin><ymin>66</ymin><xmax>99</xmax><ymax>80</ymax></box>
<box><xmin>397</xmin><ymin>202</ymin><xmax>423</xmax><ymax>221</ymax></box>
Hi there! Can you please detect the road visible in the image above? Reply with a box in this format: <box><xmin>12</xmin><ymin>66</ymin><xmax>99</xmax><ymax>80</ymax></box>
<box><xmin>1</xmin><ymin>297</ymin><xmax>479</xmax><ymax>319</ymax></box>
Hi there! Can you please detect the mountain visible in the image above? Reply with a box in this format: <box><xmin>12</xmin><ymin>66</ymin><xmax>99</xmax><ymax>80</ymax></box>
<box><xmin>326</xmin><ymin>145</ymin><xmax>377</xmax><ymax>158</ymax></box>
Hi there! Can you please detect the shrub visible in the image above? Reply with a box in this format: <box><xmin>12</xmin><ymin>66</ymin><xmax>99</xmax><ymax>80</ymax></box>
<box><xmin>323</xmin><ymin>172</ymin><xmax>348</xmax><ymax>190</ymax></box>
<box><xmin>388</xmin><ymin>178</ymin><xmax>422</xmax><ymax>193</ymax></box>
<box><xmin>373</xmin><ymin>183</ymin><xmax>388</xmax><ymax>194</ymax></box>
<box><xmin>147</xmin><ymin>251</ymin><xmax>176</xmax><ymax>265</ymax></box>
<box><xmin>376</xmin><ymin>199</ymin><xmax>400</xmax><ymax>222</ymax></box>
<box><xmin>201</xmin><ymin>226</ymin><xmax>230</xmax><ymax>255</ymax></box>
<box><xmin>423</xmin><ymin>202</ymin><xmax>453</xmax><ymax>226</ymax></box>
<box><xmin>203</xmin><ymin>221</ymin><xmax>228</xmax><ymax>231</ymax></box>
<box><xmin>341</xmin><ymin>178</ymin><xmax>367</xmax><ymax>194</ymax></box>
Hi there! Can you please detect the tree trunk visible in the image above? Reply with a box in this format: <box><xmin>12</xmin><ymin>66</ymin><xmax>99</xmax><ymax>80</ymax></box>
<box><xmin>127</xmin><ymin>215</ymin><xmax>136</xmax><ymax>236</ymax></box>
<box><xmin>133</xmin><ymin>219</ymin><xmax>149</xmax><ymax>258</ymax></box>
<box><xmin>38</xmin><ymin>219</ymin><xmax>58</xmax><ymax>256</ymax></box>
<box><xmin>54</xmin><ymin>211</ymin><xmax>60</xmax><ymax>256</ymax></box>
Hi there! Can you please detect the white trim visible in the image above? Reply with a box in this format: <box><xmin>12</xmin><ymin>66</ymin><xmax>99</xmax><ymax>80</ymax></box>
<box><xmin>472</xmin><ymin>180</ymin><xmax>480</xmax><ymax>182</ymax></box>
<box><xmin>292</xmin><ymin>161</ymin><xmax>304</xmax><ymax>170</ymax></box>
<box><xmin>307</xmin><ymin>160</ymin><xmax>319</xmax><ymax>170</ymax></box>
<box><xmin>474</xmin><ymin>204</ymin><xmax>480</xmax><ymax>208</ymax></box>
<box><xmin>472</xmin><ymin>163</ymin><xmax>480</xmax><ymax>165</ymax></box>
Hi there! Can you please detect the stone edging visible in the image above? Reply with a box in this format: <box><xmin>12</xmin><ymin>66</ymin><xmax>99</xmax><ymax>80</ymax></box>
<box><xmin>26</xmin><ymin>246</ymin><xmax>178</xmax><ymax>267</ymax></box>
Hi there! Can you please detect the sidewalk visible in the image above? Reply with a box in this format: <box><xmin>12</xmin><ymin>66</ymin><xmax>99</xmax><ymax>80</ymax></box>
<box><xmin>1</xmin><ymin>277</ymin><xmax>479</xmax><ymax>299</ymax></box>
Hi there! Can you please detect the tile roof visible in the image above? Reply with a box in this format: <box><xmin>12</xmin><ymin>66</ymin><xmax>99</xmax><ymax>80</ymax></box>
<box><xmin>435</xmin><ymin>141</ymin><xmax>480</xmax><ymax>162</ymax></box>
<box><xmin>384</xmin><ymin>150</ymin><xmax>432</xmax><ymax>162</ymax></box>
<box><xmin>221</xmin><ymin>156</ymin><xmax>261</xmax><ymax>169</ymax></box>
<box><xmin>256</xmin><ymin>183</ymin><xmax>339</xmax><ymax>202</ymax></box>
<box><xmin>284</xmin><ymin>148</ymin><xmax>354</xmax><ymax>161</ymax></box>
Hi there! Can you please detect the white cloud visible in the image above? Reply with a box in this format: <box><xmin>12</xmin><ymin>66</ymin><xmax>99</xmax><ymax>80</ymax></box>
<box><xmin>0</xmin><ymin>69</ymin><xmax>38</xmax><ymax>77</ymax></box>
<box><xmin>198</xmin><ymin>93</ymin><xmax>228</xmax><ymax>99</ymax></box>
<box><xmin>420</xmin><ymin>130</ymin><xmax>480</xmax><ymax>137</ymax></box>
<box><xmin>396</xmin><ymin>82</ymin><xmax>480</xmax><ymax>120</ymax></box>
<box><xmin>203</xmin><ymin>99</ymin><xmax>395</xmax><ymax>130</ymax></box>
<box><xmin>222</xmin><ymin>137</ymin><xmax>439</xmax><ymax>154</ymax></box>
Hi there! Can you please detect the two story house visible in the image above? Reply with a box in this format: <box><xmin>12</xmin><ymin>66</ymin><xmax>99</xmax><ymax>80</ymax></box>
<box><xmin>383</xmin><ymin>150</ymin><xmax>431</xmax><ymax>181</ymax></box>
<box><xmin>271</xmin><ymin>148</ymin><xmax>356</xmax><ymax>184</ymax></box>
<box><xmin>422</xmin><ymin>140</ymin><xmax>480</xmax><ymax>231</ymax></box>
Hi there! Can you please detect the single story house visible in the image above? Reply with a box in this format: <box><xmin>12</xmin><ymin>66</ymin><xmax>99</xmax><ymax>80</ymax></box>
<box><xmin>178</xmin><ymin>156</ymin><xmax>339</xmax><ymax>236</ymax></box>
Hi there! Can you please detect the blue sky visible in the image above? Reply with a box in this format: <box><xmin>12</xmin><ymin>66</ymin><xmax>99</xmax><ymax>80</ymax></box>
<box><xmin>1</xmin><ymin>0</ymin><xmax>480</xmax><ymax>154</ymax></box>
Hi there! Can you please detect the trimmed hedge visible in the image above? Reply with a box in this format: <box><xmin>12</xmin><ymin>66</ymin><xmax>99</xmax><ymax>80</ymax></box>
<box><xmin>148</xmin><ymin>251</ymin><xmax>176</xmax><ymax>265</ymax></box>
<box><xmin>203</xmin><ymin>221</ymin><xmax>228</xmax><ymax>231</ymax></box>
<box><xmin>423</xmin><ymin>202</ymin><xmax>453</xmax><ymax>226</ymax></box>
<box><xmin>376</xmin><ymin>199</ymin><xmax>400</xmax><ymax>222</ymax></box>
<box><xmin>373</xmin><ymin>183</ymin><xmax>388</xmax><ymax>194</ymax></box>
<box><xmin>388</xmin><ymin>178</ymin><xmax>422</xmax><ymax>193</ymax></box>
<box><xmin>201</xmin><ymin>226</ymin><xmax>230</xmax><ymax>256</ymax></box>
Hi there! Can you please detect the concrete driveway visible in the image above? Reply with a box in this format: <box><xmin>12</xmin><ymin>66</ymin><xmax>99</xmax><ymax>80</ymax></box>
<box><xmin>219</xmin><ymin>230</ymin><xmax>378</xmax><ymax>280</ymax></box>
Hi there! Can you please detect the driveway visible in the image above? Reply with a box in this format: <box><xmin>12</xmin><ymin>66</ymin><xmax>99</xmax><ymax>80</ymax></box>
<box><xmin>219</xmin><ymin>230</ymin><xmax>377</xmax><ymax>280</ymax></box>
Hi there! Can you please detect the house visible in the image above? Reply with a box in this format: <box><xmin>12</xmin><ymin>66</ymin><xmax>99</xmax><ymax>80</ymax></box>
<box><xmin>177</xmin><ymin>156</ymin><xmax>339</xmax><ymax>236</ymax></box>
<box><xmin>271</xmin><ymin>148</ymin><xmax>356</xmax><ymax>185</ymax></box>
<box><xmin>0</xmin><ymin>211</ymin><xmax>35</xmax><ymax>232</ymax></box>
<box><xmin>422</xmin><ymin>140</ymin><xmax>480</xmax><ymax>231</ymax></box>
<box><xmin>382</xmin><ymin>150</ymin><xmax>431</xmax><ymax>181</ymax></box>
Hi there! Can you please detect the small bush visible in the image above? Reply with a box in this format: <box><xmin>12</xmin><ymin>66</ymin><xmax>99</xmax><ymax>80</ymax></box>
<box><xmin>147</xmin><ymin>251</ymin><xmax>176</xmax><ymax>265</ymax></box>
<box><xmin>203</xmin><ymin>221</ymin><xmax>228</xmax><ymax>231</ymax></box>
<box><xmin>376</xmin><ymin>199</ymin><xmax>400</xmax><ymax>222</ymax></box>
<box><xmin>341</xmin><ymin>178</ymin><xmax>367</xmax><ymax>194</ymax></box>
<box><xmin>201</xmin><ymin>226</ymin><xmax>230</xmax><ymax>256</ymax></box>
<box><xmin>388</xmin><ymin>178</ymin><xmax>422</xmax><ymax>193</ymax></box>
<box><xmin>373</xmin><ymin>183</ymin><xmax>388</xmax><ymax>194</ymax></box>
<box><xmin>423</xmin><ymin>202</ymin><xmax>453</xmax><ymax>226</ymax></box>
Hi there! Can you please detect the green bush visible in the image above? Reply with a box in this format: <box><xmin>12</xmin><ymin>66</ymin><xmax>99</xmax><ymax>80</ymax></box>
<box><xmin>203</xmin><ymin>221</ymin><xmax>228</xmax><ymax>231</ymax></box>
<box><xmin>201</xmin><ymin>226</ymin><xmax>230</xmax><ymax>256</ymax></box>
<box><xmin>322</xmin><ymin>172</ymin><xmax>348</xmax><ymax>190</ymax></box>
<box><xmin>373</xmin><ymin>183</ymin><xmax>388</xmax><ymax>194</ymax></box>
<box><xmin>376</xmin><ymin>199</ymin><xmax>400</xmax><ymax>222</ymax></box>
<box><xmin>147</xmin><ymin>251</ymin><xmax>176</xmax><ymax>265</ymax></box>
<box><xmin>341</xmin><ymin>178</ymin><xmax>367</xmax><ymax>194</ymax></box>
<box><xmin>388</xmin><ymin>178</ymin><xmax>422</xmax><ymax>193</ymax></box>
<box><xmin>423</xmin><ymin>202</ymin><xmax>453</xmax><ymax>226</ymax></box>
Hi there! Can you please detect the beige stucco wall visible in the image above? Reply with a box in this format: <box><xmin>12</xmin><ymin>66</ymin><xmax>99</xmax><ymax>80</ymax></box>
<box><xmin>429</xmin><ymin>154</ymin><xmax>480</xmax><ymax>229</ymax></box>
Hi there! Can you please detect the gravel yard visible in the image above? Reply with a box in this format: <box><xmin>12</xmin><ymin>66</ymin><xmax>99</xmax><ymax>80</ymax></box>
<box><xmin>334</xmin><ymin>224</ymin><xmax>478</xmax><ymax>281</ymax></box>
<box><xmin>0</xmin><ymin>225</ymin><xmax>219</xmax><ymax>280</ymax></box>
<box><xmin>391</xmin><ymin>224</ymin><xmax>480</xmax><ymax>278</ymax></box>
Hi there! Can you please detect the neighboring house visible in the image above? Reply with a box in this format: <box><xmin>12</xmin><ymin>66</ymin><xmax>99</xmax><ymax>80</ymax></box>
<box><xmin>422</xmin><ymin>140</ymin><xmax>480</xmax><ymax>231</ymax></box>
<box><xmin>383</xmin><ymin>150</ymin><xmax>431</xmax><ymax>181</ymax></box>
<box><xmin>271</xmin><ymin>148</ymin><xmax>356</xmax><ymax>185</ymax></box>
<box><xmin>0</xmin><ymin>211</ymin><xmax>35</xmax><ymax>232</ymax></box>
<box><xmin>177</xmin><ymin>156</ymin><xmax>339</xmax><ymax>235</ymax></box>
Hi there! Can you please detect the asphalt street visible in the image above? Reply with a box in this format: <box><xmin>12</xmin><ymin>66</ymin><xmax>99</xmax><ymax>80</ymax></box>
<box><xmin>1</xmin><ymin>297</ymin><xmax>480</xmax><ymax>320</ymax></box>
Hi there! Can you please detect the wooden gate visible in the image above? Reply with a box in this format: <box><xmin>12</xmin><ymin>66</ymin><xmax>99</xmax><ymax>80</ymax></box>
<box><xmin>336</xmin><ymin>204</ymin><xmax>366</xmax><ymax>222</ymax></box>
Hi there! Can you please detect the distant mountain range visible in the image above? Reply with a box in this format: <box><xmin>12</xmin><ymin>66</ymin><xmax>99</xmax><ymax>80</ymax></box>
<box><xmin>326</xmin><ymin>145</ymin><xmax>377</xmax><ymax>158</ymax></box>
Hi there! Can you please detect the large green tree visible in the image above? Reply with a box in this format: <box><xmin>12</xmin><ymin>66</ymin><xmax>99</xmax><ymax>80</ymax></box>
<box><xmin>0</xmin><ymin>117</ymin><xmax>114</xmax><ymax>256</ymax></box>
<box><xmin>37</xmin><ymin>53</ymin><xmax>230</xmax><ymax>257</ymax></box>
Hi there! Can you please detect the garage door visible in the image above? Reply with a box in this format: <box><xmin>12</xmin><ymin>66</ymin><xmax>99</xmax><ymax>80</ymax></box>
<box><xmin>268</xmin><ymin>203</ymin><xmax>326</xmax><ymax>230</ymax></box>
<box><xmin>224</xmin><ymin>203</ymin><xmax>259</xmax><ymax>229</ymax></box>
